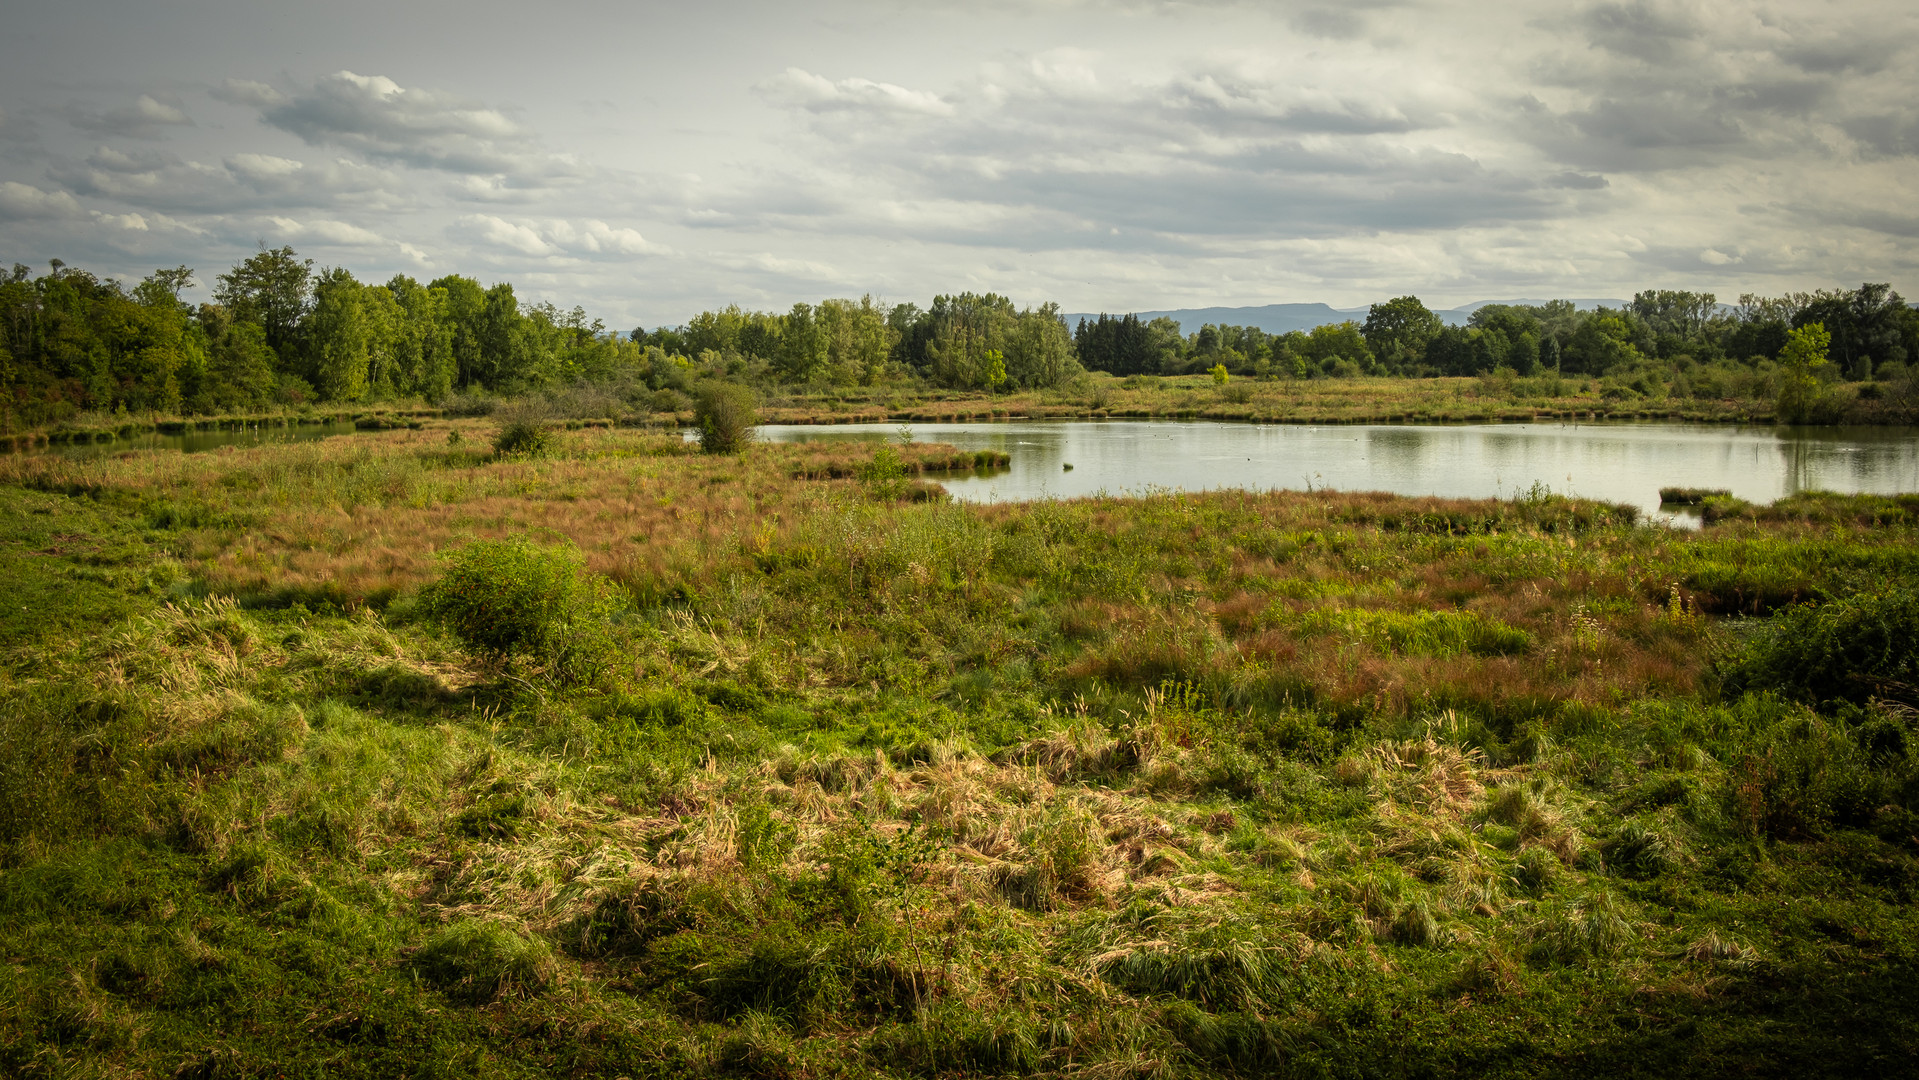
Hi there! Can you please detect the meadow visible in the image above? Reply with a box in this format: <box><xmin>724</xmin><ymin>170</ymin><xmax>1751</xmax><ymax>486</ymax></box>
<box><xmin>0</xmin><ymin>417</ymin><xmax>1915</xmax><ymax>1078</ymax></box>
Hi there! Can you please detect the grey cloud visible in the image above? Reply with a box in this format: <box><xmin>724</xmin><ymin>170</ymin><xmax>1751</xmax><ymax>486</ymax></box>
<box><xmin>259</xmin><ymin>71</ymin><xmax>571</xmax><ymax>179</ymax></box>
<box><xmin>1576</xmin><ymin>0</ymin><xmax>1703</xmax><ymax>64</ymax></box>
<box><xmin>67</xmin><ymin>94</ymin><xmax>194</xmax><ymax>138</ymax></box>
<box><xmin>1778</xmin><ymin>37</ymin><xmax>1901</xmax><ymax>75</ymax></box>
<box><xmin>1281</xmin><ymin>0</ymin><xmax>1411</xmax><ymax>41</ymax></box>
<box><xmin>1843</xmin><ymin>114</ymin><xmax>1919</xmax><ymax>158</ymax></box>
<box><xmin>53</xmin><ymin>150</ymin><xmax>404</xmax><ymax>216</ymax></box>
<box><xmin>743</xmin><ymin>60</ymin><xmax>1571</xmax><ymax>251</ymax></box>
<box><xmin>86</xmin><ymin>146</ymin><xmax>181</xmax><ymax>174</ymax></box>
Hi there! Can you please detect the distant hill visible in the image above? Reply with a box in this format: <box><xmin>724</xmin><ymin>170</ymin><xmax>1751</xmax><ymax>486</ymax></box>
<box><xmin>1060</xmin><ymin>299</ymin><xmax>1629</xmax><ymax>335</ymax></box>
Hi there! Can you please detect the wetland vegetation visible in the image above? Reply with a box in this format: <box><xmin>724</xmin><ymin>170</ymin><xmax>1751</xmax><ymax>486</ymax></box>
<box><xmin>1</xmin><ymin>414</ymin><xmax>1915</xmax><ymax>1077</ymax></box>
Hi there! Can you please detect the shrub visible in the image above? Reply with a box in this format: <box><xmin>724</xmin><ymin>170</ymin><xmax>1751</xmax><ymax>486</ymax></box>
<box><xmin>490</xmin><ymin>399</ymin><xmax>554</xmax><ymax>456</ymax></box>
<box><xmin>417</xmin><ymin>919</ymin><xmax>555</xmax><ymax>1003</ymax></box>
<box><xmin>695</xmin><ymin>382</ymin><xmax>759</xmax><ymax>454</ymax></box>
<box><xmin>1722</xmin><ymin>586</ymin><xmax>1919</xmax><ymax>708</ymax></box>
<box><xmin>492</xmin><ymin>420</ymin><xmax>551</xmax><ymax>456</ymax></box>
<box><xmin>420</xmin><ymin>539</ymin><xmax>614</xmax><ymax>681</ymax></box>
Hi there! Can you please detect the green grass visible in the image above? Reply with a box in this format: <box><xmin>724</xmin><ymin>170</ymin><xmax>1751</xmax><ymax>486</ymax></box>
<box><xmin>0</xmin><ymin>430</ymin><xmax>1915</xmax><ymax>1077</ymax></box>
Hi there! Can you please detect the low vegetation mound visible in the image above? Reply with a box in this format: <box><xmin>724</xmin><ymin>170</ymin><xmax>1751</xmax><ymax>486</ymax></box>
<box><xmin>420</xmin><ymin>538</ymin><xmax>614</xmax><ymax>681</ymax></box>
<box><xmin>1723</xmin><ymin>585</ymin><xmax>1919</xmax><ymax>708</ymax></box>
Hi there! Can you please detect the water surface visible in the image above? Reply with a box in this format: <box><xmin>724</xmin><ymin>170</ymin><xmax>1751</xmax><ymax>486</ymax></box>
<box><xmin>757</xmin><ymin>419</ymin><xmax>1919</xmax><ymax>525</ymax></box>
<box><xmin>46</xmin><ymin>420</ymin><xmax>362</xmax><ymax>458</ymax></box>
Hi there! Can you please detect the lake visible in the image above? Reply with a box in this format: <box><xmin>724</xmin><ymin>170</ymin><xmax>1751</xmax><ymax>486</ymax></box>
<box><xmin>755</xmin><ymin>419</ymin><xmax>1919</xmax><ymax>524</ymax></box>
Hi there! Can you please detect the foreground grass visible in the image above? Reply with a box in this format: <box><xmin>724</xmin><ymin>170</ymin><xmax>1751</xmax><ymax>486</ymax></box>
<box><xmin>0</xmin><ymin>423</ymin><xmax>1915</xmax><ymax>1078</ymax></box>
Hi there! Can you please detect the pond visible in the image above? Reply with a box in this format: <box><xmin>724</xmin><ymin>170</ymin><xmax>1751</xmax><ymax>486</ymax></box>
<box><xmin>755</xmin><ymin>419</ymin><xmax>1919</xmax><ymax>525</ymax></box>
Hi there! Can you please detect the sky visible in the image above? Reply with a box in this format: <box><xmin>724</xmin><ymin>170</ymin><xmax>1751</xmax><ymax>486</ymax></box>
<box><xmin>0</xmin><ymin>0</ymin><xmax>1914</xmax><ymax>328</ymax></box>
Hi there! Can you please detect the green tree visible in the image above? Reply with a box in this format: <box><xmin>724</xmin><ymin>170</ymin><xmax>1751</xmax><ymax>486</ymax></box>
<box><xmin>1775</xmin><ymin>322</ymin><xmax>1830</xmax><ymax>423</ymax></box>
<box><xmin>430</xmin><ymin>275</ymin><xmax>488</xmax><ymax>387</ymax></box>
<box><xmin>1362</xmin><ymin>296</ymin><xmax>1443</xmax><ymax>371</ymax></box>
<box><xmin>776</xmin><ymin>302</ymin><xmax>829</xmax><ymax>383</ymax></box>
<box><xmin>1002</xmin><ymin>303</ymin><xmax>1080</xmax><ymax>389</ymax></box>
<box><xmin>214</xmin><ymin>247</ymin><xmax>312</xmax><ymax>356</ymax></box>
<box><xmin>308</xmin><ymin>267</ymin><xmax>370</xmax><ymax>401</ymax></box>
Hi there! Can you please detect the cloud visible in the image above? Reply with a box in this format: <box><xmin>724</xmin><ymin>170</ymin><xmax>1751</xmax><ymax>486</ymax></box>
<box><xmin>67</xmin><ymin>94</ymin><xmax>194</xmax><ymax>137</ymax></box>
<box><xmin>455</xmin><ymin>214</ymin><xmax>659</xmax><ymax>259</ymax></box>
<box><xmin>210</xmin><ymin>79</ymin><xmax>288</xmax><ymax>109</ymax></box>
<box><xmin>53</xmin><ymin>149</ymin><xmax>403</xmax><ymax>216</ymax></box>
<box><xmin>1576</xmin><ymin>0</ymin><xmax>1703</xmax><ymax>64</ymax></box>
<box><xmin>763</xmin><ymin>69</ymin><xmax>956</xmax><ymax>116</ymax></box>
<box><xmin>0</xmin><ymin>181</ymin><xmax>86</xmax><ymax>220</ymax></box>
<box><xmin>86</xmin><ymin>146</ymin><xmax>181</xmax><ymax>174</ymax></box>
<box><xmin>258</xmin><ymin>71</ymin><xmax>566</xmax><ymax>179</ymax></box>
<box><xmin>267</xmin><ymin>216</ymin><xmax>388</xmax><ymax>247</ymax></box>
<box><xmin>739</xmin><ymin>56</ymin><xmax>1568</xmax><ymax>250</ymax></box>
<box><xmin>457</xmin><ymin>213</ymin><xmax>560</xmax><ymax>256</ymax></box>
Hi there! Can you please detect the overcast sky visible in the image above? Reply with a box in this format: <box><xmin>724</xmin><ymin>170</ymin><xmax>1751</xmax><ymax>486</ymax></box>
<box><xmin>1</xmin><ymin>0</ymin><xmax>1913</xmax><ymax>327</ymax></box>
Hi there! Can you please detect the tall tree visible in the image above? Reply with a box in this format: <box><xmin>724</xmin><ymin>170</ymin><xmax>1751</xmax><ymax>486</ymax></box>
<box><xmin>1363</xmin><ymin>296</ymin><xmax>1443</xmax><ymax>371</ymax></box>
<box><xmin>307</xmin><ymin>268</ymin><xmax>370</xmax><ymax>401</ymax></box>
<box><xmin>214</xmin><ymin>247</ymin><xmax>312</xmax><ymax>357</ymax></box>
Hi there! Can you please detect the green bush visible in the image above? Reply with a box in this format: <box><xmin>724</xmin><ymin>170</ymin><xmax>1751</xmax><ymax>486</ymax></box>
<box><xmin>420</xmin><ymin>539</ymin><xmax>614</xmax><ymax>681</ymax></box>
<box><xmin>1723</xmin><ymin>586</ymin><xmax>1919</xmax><ymax>707</ymax></box>
<box><xmin>695</xmin><ymin>382</ymin><xmax>759</xmax><ymax>454</ymax></box>
<box><xmin>492</xmin><ymin>419</ymin><xmax>552</xmax><ymax>456</ymax></box>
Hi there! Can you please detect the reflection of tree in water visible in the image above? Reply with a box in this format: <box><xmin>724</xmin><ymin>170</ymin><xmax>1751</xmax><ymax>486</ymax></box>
<box><xmin>1776</xmin><ymin>428</ymin><xmax>1919</xmax><ymax>494</ymax></box>
<box><xmin>1364</xmin><ymin>428</ymin><xmax>1431</xmax><ymax>473</ymax></box>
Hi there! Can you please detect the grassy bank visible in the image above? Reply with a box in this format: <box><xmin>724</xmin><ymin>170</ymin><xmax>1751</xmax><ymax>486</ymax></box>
<box><xmin>9</xmin><ymin>370</ymin><xmax>1916</xmax><ymax>455</ymax></box>
<box><xmin>0</xmin><ymin>419</ymin><xmax>1915</xmax><ymax>1077</ymax></box>
<box><xmin>753</xmin><ymin>372</ymin><xmax>1915</xmax><ymax>428</ymax></box>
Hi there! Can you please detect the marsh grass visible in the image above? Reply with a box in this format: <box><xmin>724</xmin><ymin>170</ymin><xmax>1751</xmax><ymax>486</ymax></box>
<box><xmin>0</xmin><ymin>431</ymin><xmax>1915</xmax><ymax>1076</ymax></box>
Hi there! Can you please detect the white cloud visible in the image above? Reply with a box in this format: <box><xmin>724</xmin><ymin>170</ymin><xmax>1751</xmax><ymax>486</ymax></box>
<box><xmin>0</xmin><ymin>181</ymin><xmax>86</xmax><ymax>220</ymax></box>
<box><xmin>211</xmin><ymin>79</ymin><xmax>288</xmax><ymax>109</ymax></box>
<box><xmin>268</xmin><ymin>216</ymin><xmax>387</xmax><ymax>246</ymax></box>
<box><xmin>765</xmin><ymin>68</ymin><xmax>956</xmax><ymax>116</ymax></box>
<box><xmin>457</xmin><ymin>213</ymin><xmax>560</xmax><ymax>256</ymax></box>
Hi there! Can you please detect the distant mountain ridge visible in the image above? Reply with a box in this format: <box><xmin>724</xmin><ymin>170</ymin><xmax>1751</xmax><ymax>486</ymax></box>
<box><xmin>1060</xmin><ymin>299</ymin><xmax>1629</xmax><ymax>335</ymax></box>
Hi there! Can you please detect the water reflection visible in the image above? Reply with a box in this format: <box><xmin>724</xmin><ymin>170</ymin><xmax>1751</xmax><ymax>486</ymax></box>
<box><xmin>48</xmin><ymin>420</ymin><xmax>362</xmax><ymax>458</ymax></box>
<box><xmin>757</xmin><ymin>419</ymin><xmax>1919</xmax><ymax>525</ymax></box>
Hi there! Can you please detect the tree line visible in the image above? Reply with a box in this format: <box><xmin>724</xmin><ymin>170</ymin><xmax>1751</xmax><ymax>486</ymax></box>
<box><xmin>2</xmin><ymin>246</ymin><xmax>1911</xmax><ymax>430</ymax></box>
<box><xmin>1075</xmin><ymin>287</ymin><xmax>1917</xmax><ymax>385</ymax></box>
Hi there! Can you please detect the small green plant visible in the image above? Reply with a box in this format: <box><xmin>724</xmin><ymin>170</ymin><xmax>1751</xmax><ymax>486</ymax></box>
<box><xmin>859</xmin><ymin>445</ymin><xmax>913</xmax><ymax>501</ymax></box>
<box><xmin>1210</xmin><ymin>363</ymin><xmax>1230</xmax><ymax>386</ymax></box>
<box><xmin>695</xmin><ymin>382</ymin><xmax>759</xmax><ymax>454</ymax></box>
<box><xmin>420</xmin><ymin>538</ymin><xmax>614</xmax><ymax>681</ymax></box>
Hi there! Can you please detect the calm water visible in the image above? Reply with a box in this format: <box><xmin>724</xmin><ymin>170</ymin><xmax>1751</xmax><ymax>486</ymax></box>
<box><xmin>756</xmin><ymin>420</ymin><xmax>1919</xmax><ymax>525</ymax></box>
<box><xmin>45</xmin><ymin>420</ymin><xmax>362</xmax><ymax>458</ymax></box>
